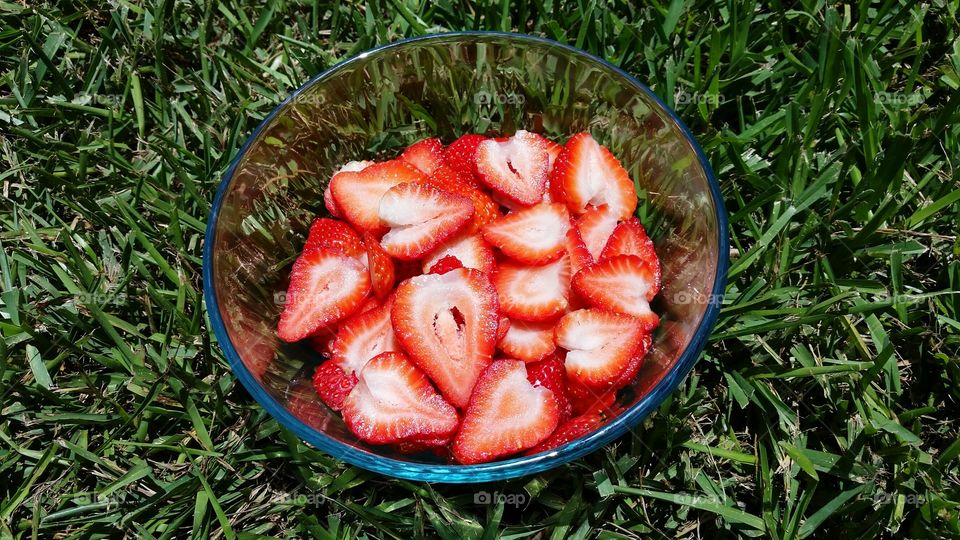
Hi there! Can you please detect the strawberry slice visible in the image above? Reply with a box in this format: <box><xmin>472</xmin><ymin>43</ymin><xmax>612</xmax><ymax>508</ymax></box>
<box><xmin>600</xmin><ymin>218</ymin><xmax>661</xmax><ymax>286</ymax></box>
<box><xmin>482</xmin><ymin>203</ymin><xmax>571</xmax><ymax>264</ymax></box>
<box><xmin>420</xmin><ymin>232</ymin><xmax>496</xmax><ymax>274</ymax></box>
<box><xmin>329</xmin><ymin>296</ymin><xmax>400</xmax><ymax>377</ymax></box>
<box><xmin>378</xmin><ymin>182</ymin><xmax>474</xmax><ymax>260</ymax></box>
<box><xmin>567</xmin><ymin>332</ymin><xmax>650</xmax><ymax>414</ymax></box>
<box><xmin>443</xmin><ymin>134</ymin><xmax>487</xmax><ymax>178</ymax></box>
<box><xmin>391</xmin><ymin>268</ymin><xmax>499</xmax><ymax>408</ymax></box>
<box><xmin>451</xmin><ymin>359</ymin><xmax>561</xmax><ymax>464</ymax></box>
<box><xmin>575</xmin><ymin>204</ymin><xmax>619</xmax><ymax>261</ymax></box>
<box><xmin>341</xmin><ymin>352</ymin><xmax>459</xmax><ymax>445</ymax></box>
<box><xmin>554</xmin><ymin>309</ymin><xmax>647</xmax><ymax>388</ymax></box>
<box><xmin>423</xmin><ymin>165</ymin><xmax>501</xmax><ymax>232</ymax></box>
<box><xmin>303</xmin><ymin>218</ymin><xmax>365</xmax><ymax>259</ymax></box>
<box><xmin>496</xmin><ymin>316</ymin><xmax>511</xmax><ymax>342</ymax></box>
<box><xmin>564</xmin><ymin>221</ymin><xmax>594</xmax><ymax>275</ymax></box>
<box><xmin>550</xmin><ymin>132</ymin><xmax>637</xmax><ymax>220</ymax></box>
<box><xmin>493</xmin><ymin>256</ymin><xmax>571</xmax><ymax>321</ymax></box>
<box><xmin>526</xmin><ymin>355</ymin><xmax>572</xmax><ymax>422</ymax></box>
<box><xmin>400</xmin><ymin>137</ymin><xmax>444</xmax><ymax>175</ymax></box>
<box><xmin>312</xmin><ymin>359</ymin><xmax>358</xmax><ymax>411</ymax></box>
<box><xmin>526</xmin><ymin>412</ymin><xmax>605</xmax><ymax>454</ymax></box>
<box><xmin>330</xmin><ymin>160</ymin><xmax>425</xmax><ymax>233</ymax></box>
<box><xmin>475</xmin><ymin>130</ymin><xmax>550</xmax><ymax>206</ymax></box>
<box><xmin>277</xmin><ymin>250</ymin><xmax>371</xmax><ymax>342</ymax></box>
<box><xmin>572</xmin><ymin>255</ymin><xmax>659</xmax><ymax>330</ymax></box>
<box><xmin>427</xmin><ymin>255</ymin><xmax>463</xmax><ymax>275</ymax></box>
<box><xmin>360</xmin><ymin>232</ymin><xmax>395</xmax><ymax>299</ymax></box>
<box><xmin>543</xmin><ymin>137</ymin><xmax>563</xmax><ymax>174</ymax></box>
<box><xmin>497</xmin><ymin>319</ymin><xmax>557</xmax><ymax>363</ymax></box>
<box><xmin>324</xmin><ymin>160</ymin><xmax>373</xmax><ymax>218</ymax></box>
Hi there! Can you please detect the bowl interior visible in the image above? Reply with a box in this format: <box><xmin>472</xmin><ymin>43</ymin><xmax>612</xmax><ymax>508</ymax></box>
<box><xmin>205</xmin><ymin>33</ymin><xmax>726</xmax><ymax>481</ymax></box>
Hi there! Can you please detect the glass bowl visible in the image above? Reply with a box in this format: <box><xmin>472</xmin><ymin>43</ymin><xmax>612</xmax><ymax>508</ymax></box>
<box><xmin>203</xmin><ymin>32</ymin><xmax>729</xmax><ymax>483</ymax></box>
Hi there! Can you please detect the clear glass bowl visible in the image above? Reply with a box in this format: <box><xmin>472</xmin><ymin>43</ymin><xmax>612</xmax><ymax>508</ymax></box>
<box><xmin>203</xmin><ymin>32</ymin><xmax>729</xmax><ymax>483</ymax></box>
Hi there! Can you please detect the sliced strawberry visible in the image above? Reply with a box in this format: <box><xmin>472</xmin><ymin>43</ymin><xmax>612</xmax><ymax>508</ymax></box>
<box><xmin>443</xmin><ymin>134</ymin><xmax>487</xmax><ymax>178</ymax></box>
<box><xmin>572</xmin><ymin>255</ymin><xmax>659</xmax><ymax>330</ymax></box>
<box><xmin>526</xmin><ymin>355</ymin><xmax>572</xmax><ymax>422</ymax></box>
<box><xmin>601</xmin><ymin>218</ymin><xmax>661</xmax><ymax>287</ymax></box>
<box><xmin>554</xmin><ymin>309</ymin><xmax>647</xmax><ymax>388</ymax></box>
<box><xmin>360</xmin><ymin>232</ymin><xmax>395</xmax><ymax>299</ymax></box>
<box><xmin>421</xmin><ymin>232</ymin><xmax>496</xmax><ymax>274</ymax></box>
<box><xmin>378</xmin><ymin>182</ymin><xmax>474</xmax><ymax>260</ymax></box>
<box><xmin>423</xmin><ymin>165</ymin><xmax>501</xmax><ymax>232</ymax></box>
<box><xmin>428</xmin><ymin>255</ymin><xmax>463</xmax><ymax>275</ymax></box>
<box><xmin>324</xmin><ymin>160</ymin><xmax>373</xmax><ymax>217</ymax></box>
<box><xmin>330</xmin><ymin>160</ymin><xmax>425</xmax><ymax>233</ymax></box>
<box><xmin>277</xmin><ymin>250</ymin><xmax>371</xmax><ymax>342</ymax></box>
<box><xmin>564</xmin><ymin>221</ymin><xmax>594</xmax><ymax>275</ymax></box>
<box><xmin>543</xmin><ymin>137</ymin><xmax>563</xmax><ymax>174</ymax></box>
<box><xmin>392</xmin><ymin>268</ymin><xmax>499</xmax><ymax>408</ymax></box>
<box><xmin>303</xmin><ymin>218</ymin><xmax>365</xmax><ymax>259</ymax></box>
<box><xmin>496</xmin><ymin>316</ymin><xmax>511</xmax><ymax>342</ymax></box>
<box><xmin>475</xmin><ymin>130</ymin><xmax>550</xmax><ymax>206</ymax></box>
<box><xmin>526</xmin><ymin>412</ymin><xmax>605</xmax><ymax>454</ymax></box>
<box><xmin>482</xmin><ymin>203</ymin><xmax>571</xmax><ymax>264</ymax></box>
<box><xmin>400</xmin><ymin>137</ymin><xmax>444</xmax><ymax>175</ymax></box>
<box><xmin>576</xmin><ymin>204</ymin><xmax>619</xmax><ymax>261</ymax></box>
<box><xmin>551</xmin><ymin>132</ymin><xmax>637</xmax><ymax>220</ymax></box>
<box><xmin>341</xmin><ymin>352</ymin><xmax>459</xmax><ymax>445</ymax></box>
<box><xmin>497</xmin><ymin>319</ymin><xmax>557</xmax><ymax>363</ymax></box>
<box><xmin>451</xmin><ymin>360</ymin><xmax>561</xmax><ymax>464</ymax></box>
<box><xmin>567</xmin><ymin>384</ymin><xmax>620</xmax><ymax>416</ymax></box>
<box><xmin>493</xmin><ymin>257</ymin><xmax>570</xmax><ymax>321</ymax></box>
<box><xmin>329</xmin><ymin>297</ymin><xmax>400</xmax><ymax>376</ymax></box>
<box><xmin>312</xmin><ymin>359</ymin><xmax>358</xmax><ymax>411</ymax></box>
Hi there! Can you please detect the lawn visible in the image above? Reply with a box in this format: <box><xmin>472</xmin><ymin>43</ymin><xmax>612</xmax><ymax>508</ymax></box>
<box><xmin>2</xmin><ymin>0</ymin><xmax>959</xmax><ymax>538</ymax></box>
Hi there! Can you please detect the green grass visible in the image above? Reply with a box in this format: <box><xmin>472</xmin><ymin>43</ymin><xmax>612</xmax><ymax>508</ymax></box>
<box><xmin>2</xmin><ymin>0</ymin><xmax>959</xmax><ymax>538</ymax></box>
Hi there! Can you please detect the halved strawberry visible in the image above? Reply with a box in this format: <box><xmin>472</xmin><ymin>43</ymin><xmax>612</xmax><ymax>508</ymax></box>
<box><xmin>400</xmin><ymin>137</ymin><xmax>444</xmax><ymax>175</ymax></box>
<box><xmin>378</xmin><ymin>182</ymin><xmax>474</xmax><ymax>260</ymax></box>
<box><xmin>493</xmin><ymin>257</ymin><xmax>570</xmax><ymax>321</ymax></box>
<box><xmin>423</xmin><ymin>165</ymin><xmax>500</xmax><ymax>232</ymax></box>
<box><xmin>600</xmin><ymin>218</ymin><xmax>661</xmax><ymax>287</ymax></box>
<box><xmin>497</xmin><ymin>319</ymin><xmax>557</xmax><ymax>363</ymax></box>
<box><xmin>341</xmin><ymin>352</ymin><xmax>459</xmax><ymax>445</ymax></box>
<box><xmin>564</xmin><ymin>221</ymin><xmax>594</xmax><ymax>275</ymax></box>
<box><xmin>572</xmin><ymin>255</ymin><xmax>659</xmax><ymax>330</ymax></box>
<box><xmin>361</xmin><ymin>232</ymin><xmax>395</xmax><ymax>299</ymax></box>
<box><xmin>329</xmin><ymin>296</ymin><xmax>400</xmax><ymax>377</ymax></box>
<box><xmin>324</xmin><ymin>160</ymin><xmax>373</xmax><ymax>217</ymax></box>
<box><xmin>443</xmin><ymin>134</ymin><xmax>487</xmax><ymax>179</ymax></box>
<box><xmin>277</xmin><ymin>250</ymin><xmax>371</xmax><ymax>342</ymax></box>
<box><xmin>555</xmin><ymin>309</ymin><xmax>647</xmax><ymax>388</ymax></box>
<box><xmin>526</xmin><ymin>412</ymin><xmax>605</xmax><ymax>454</ymax></box>
<box><xmin>550</xmin><ymin>132</ymin><xmax>637</xmax><ymax>220</ymax></box>
<box><xmin>330</xmin><ymin>160</ymin><xmax>425</xmax><ymax>233</ymax></box>
<box><xmin>576</xmin><ymin>204</ymin><xmax>619</xmax><ymax>261</ymax></box>
<box><xmin>428</xmin><ymin>255</ymin><xmax>463</xmax><ymax>275</ymax></box>
<box><xmin>482</xmin><ymin>203</ymin><xmax>571</xmax><ymax>264</ymax></box>
<box><xmin>543</xmin><ymin>137</ymin><xmax>563</xmax><ymax>174</ymax></box>
<box><xmin>475</xmin><ymin>130</ymin><xmax>550</xmax><ymax>206</ymax></box>
<box><xmin>451</xmin><ymin>359</ymin><xmax>560</xmax><ymax>464</ymax></box>
<box><xmin>420</xmin><ymin>232</ymin><xmax>496</xmax><ymax>274</ymax></box>
<box><xmin>303</xmin><ymin>218</ymin><xmax>365</xmax><ymax>259</ymax></box>
<box><xmin>312</xmin><ymin>359</ymin><xmax>358</xmax><ymax>411</ymax></box>
<box><xmin>391</xmin><ymin>268</ymin><xmax>499</xmax><ymax>408</ymax></box>
<box><xmin>526</xmin><ymin>355</ymin><xmax>572</xmax><ymax>422</ymax></box>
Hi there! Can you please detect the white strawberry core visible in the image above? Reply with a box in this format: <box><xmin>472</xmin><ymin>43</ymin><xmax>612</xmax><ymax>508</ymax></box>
<box><xmin>282</xmin><ymin>256</ymin><xmax>365</xmax><ymax>333</ymax></box>
<box><xmin>482</xmin><ymin>130</ymin><xmax>548</xmax><ymax>191</ymax></box>
<box><xmin>485</xmin><ymin>365</ymin><xmax>554</xmax><ymax>437</ymax></box>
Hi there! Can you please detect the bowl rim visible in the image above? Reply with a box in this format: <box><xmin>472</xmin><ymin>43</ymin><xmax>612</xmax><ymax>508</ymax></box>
<box><xmin>202</xmin><ymin>30</ymin><xmax>730</xmax><ymax>483</ymax></box>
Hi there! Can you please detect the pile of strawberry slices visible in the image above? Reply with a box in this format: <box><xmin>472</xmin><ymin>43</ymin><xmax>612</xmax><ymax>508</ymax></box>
<box><xmin>276</xmin><ymin>130</ymin><xmax>662</xmax><ymax>464</ymax></box>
